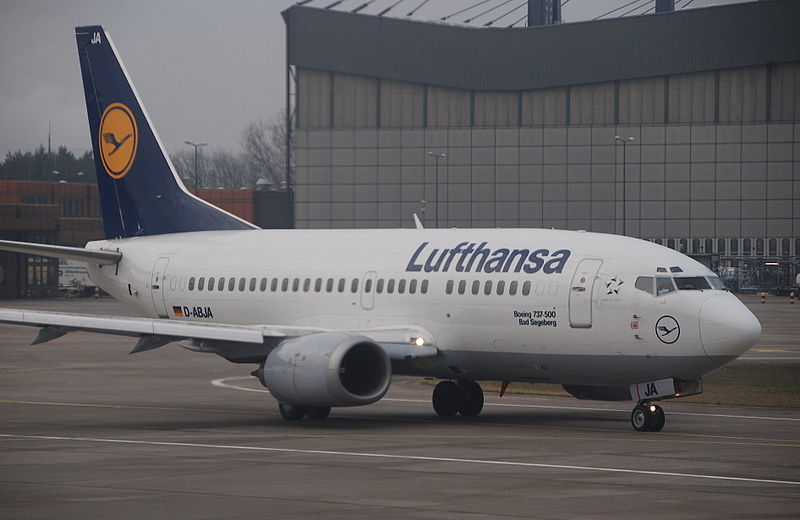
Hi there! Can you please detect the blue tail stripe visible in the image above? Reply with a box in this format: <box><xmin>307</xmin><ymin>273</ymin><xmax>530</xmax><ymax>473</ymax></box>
<box><xmin>75</xmin><ymin>25</ymin><xmax>257</xmax><ymax>239</ymax></box>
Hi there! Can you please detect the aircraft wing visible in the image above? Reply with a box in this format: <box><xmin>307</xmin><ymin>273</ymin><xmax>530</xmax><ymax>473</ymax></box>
<box><xmin>0</xmin><ymin>308</ymin><xmax>438</xmax><ymax>360</ymax></box>
<box><xmin>0</xmin><ymin>239</ymin><xmax>121</xmax><ymax>265</ymax></box>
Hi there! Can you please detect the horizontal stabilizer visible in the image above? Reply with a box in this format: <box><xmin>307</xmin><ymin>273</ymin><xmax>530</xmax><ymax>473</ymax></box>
<box><xmin>0</xmin><ymin>240</ymin><xmax>121</xmax><ymax>265</ymax></box>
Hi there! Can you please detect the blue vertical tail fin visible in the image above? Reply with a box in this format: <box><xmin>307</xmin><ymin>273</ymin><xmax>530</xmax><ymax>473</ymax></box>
<box><xmin>75</xmin><ymin>25</ymin><xmax>258</xmax><ymax>239</ymax></box>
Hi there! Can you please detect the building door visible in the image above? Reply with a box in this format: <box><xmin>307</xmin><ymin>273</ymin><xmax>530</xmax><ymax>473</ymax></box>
<box><xmin>361</xmin><ymin>271</ymin><xmax>377</xmax><ymax>310</ymax></box>
<box><xmin>150</xmin><ymin>257</ymin><xmax>170</xmax><ymax>318</ymax></box>
<box><xmin>569</xmin><ymin>258</ymin><xmax>603</xmax><ymax>328</ymax></box>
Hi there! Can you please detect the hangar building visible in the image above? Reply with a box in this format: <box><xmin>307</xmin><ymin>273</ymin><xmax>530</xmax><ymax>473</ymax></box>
<box><xmin>283</xmin><ymin>0</ymin><xmax>800</xmax><ymax>291</ymax></box>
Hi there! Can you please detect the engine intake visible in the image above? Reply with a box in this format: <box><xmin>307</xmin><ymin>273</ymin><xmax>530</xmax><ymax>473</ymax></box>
<box><xmin>259</xmin><ymin>332</ymin><xmax>391</xmax><ymax>407</ymax></box>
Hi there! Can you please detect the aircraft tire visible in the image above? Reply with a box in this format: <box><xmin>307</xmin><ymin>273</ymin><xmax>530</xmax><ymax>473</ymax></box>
<box><xmin>433</xmin><ymin>381</ymin><xmax>460</xmax><ymax>417</ymax></box>
<box><xmin>651</xmin><ymin>405</ymin><xmax>665</xmax><ymax>432</ymax></box>
<box><xmin>306</xmin><ymin>406</ymin><xmax>331</xmax><ymax>421</ymax></box>
<box><xmin>279</xmin><ymin>403</ymin><xmax>307</xmax><ymax>421</ymax></box>
<box><xmin>458</xmin><ymin>381</ymin><xmax>484</xmax><ymax>417</ymax></box>
<box><xmin>631</xmin><ymin>404</ymin><xmax>655</xmax><ymax>432</ymax></box>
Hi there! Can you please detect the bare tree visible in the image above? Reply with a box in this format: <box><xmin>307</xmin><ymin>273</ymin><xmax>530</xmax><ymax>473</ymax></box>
<box><xmin>240</xmin><ymin>110</ymin><xmax>290</xmax><ymax>188</ymax></box>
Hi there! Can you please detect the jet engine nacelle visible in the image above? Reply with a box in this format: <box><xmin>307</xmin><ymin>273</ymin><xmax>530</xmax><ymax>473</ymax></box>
<box><xmin>259</xmin><ymin>332</ymin><xmax>392</xmax><ymax>407</ymax></box>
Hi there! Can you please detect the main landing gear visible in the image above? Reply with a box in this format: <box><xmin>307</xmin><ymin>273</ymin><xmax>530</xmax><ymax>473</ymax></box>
<box><xmin>631</xmin><ymin>402</ymin><xmax>665</xmax><ymax>432</ymax></box>
<box><xmin>432</xmin><ymin>380</ymin><xmax>484</xmax><ymax>417</ymax></box>
<box><xmin>278</xmin><ymin>403</ymin><xmax>331</xmax><ymax>421</ymax></box>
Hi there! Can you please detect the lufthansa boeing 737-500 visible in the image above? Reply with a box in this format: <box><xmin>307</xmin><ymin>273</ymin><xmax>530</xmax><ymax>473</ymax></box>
<box><xmin>0</xmin><ymin>25</ymin><xmax>761</xmax><ymax>432</ymax></box>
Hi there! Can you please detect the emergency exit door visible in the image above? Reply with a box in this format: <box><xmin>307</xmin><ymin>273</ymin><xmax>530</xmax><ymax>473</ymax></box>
<box><xmin>569</xmin><ymin>258</ymin><xmax>603</xmax><ymax>328</ymax></box>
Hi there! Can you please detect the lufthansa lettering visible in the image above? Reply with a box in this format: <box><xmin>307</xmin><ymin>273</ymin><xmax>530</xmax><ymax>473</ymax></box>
<box><xmin>405</xmin><ymin>242</ymin><xmax>571</xmax><ymax>274</ymax></box>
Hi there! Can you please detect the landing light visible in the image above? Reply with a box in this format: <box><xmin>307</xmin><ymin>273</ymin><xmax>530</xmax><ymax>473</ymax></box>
<box><xmin>414</xmin><ymin>337</ymin><xmax>425</xmax><ymax>347</ymax></box>
<box><xmin>764</xmin><ymin>262</ymin><xmax>779</xmax><ymax>266</ymax></box>
<box><xmin>649</xmin><ymin>405</ymin><xmax>657</xmax><ymax>412</ymax></box>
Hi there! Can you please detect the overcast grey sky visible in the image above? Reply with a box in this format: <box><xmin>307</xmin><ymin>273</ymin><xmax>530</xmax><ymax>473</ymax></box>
<box><xmin>0</xmin><ymin>0</ymin><xmax>746</xmax><ymax>160</ymax></box>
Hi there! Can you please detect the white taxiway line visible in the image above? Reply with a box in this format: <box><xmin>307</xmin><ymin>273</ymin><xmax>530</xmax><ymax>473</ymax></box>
<box><xmin>0</xmin><ymin>433</ymin><xmax>797</xmax><ymax>487</ymax></box>
<box><xmin>211</xmin><ymin>377</ymin><xmax>800</xmax><ymax>423</ymax></box>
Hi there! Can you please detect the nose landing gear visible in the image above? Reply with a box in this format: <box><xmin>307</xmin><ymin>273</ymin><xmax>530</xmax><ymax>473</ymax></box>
<box><xmin>631</xmin><ymin>402</ymin><xmax>665</xmax><ymax>432</ymax></box>
<box><xmin>432</xmin><ymin>380</ymin><xmax>484</xmax><ymax>417</ymax></box>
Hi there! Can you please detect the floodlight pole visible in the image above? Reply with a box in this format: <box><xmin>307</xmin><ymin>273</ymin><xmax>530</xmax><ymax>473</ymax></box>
<box><xmin>184</xmin><ymin>141</ymin><xmax>207</xmax><ymax>190</ymax></box>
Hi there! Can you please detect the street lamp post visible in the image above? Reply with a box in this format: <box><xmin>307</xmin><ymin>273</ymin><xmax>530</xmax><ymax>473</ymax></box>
<box><xmin>614</xmin><ymin>136</ymin><xmax>634</xmax><ymax>236</ymax></box>
<box><xmin>184</xmin><ymin>141</ymin><xmax>207</xmax><ymax>190</ymax></box>
<box><xmin>427</xmin><ymin>152</ymin><xmax>446</xmax><ymax>228</ymax></box>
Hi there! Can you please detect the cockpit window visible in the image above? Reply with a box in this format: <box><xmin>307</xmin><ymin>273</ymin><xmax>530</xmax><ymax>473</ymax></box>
<box><xmin>635</xmin><ymin>276</ymin><xmax>654</xmax><ymax>295</ymax></box>
<box><xmin>674</xmin><ymin>276</ymin><xmax>711</xmax><ymax>290</ymax></box>
<box><xmin>656</xmin><ymin>276</ymin><xmax>676</xmax><ymax>295</ymax></box>
<box><xmin>707</xmin><ymin>276</ymin><xmax>726</xmax><ymax>290</ymax></box>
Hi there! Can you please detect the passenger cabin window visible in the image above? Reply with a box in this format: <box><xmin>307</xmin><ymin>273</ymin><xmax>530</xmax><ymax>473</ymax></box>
<box><xmin>522</xmin><ymin>281</ymin><xmax>531</xmax><ymax>296</ymax></box>
<box><xmin>326</xmin><ymin>278</ymin><xmax>334</xmax><ymax>292</ymax></box>
<box><xmin>656</xmin><ymin>277</ymin><xmax>675</xmax><ymax>295</ymax></box>
<box><xmin>409</xmin><ymin>279</ymin><xmax>417</xmax><ymax>294</ymax></box>
<box><xmin>509</xmin><ymin>281</ymin><xmax>518</xmax><ymax>295</ymax></box>
<box><xmin>376</xmin><ymin>279</ymin><xmax>384</xmax><ymax>293</ymax></box>
<box><xmin>249</xmin><ymin>277</ymin><xmax>257</xmax><ymax>291</ymax></box>
<box><xmin>228</xmin><ymin>277</ymin><xmax>236</xmax><ymax>291</ymax></box>
<box><xmin>350</xmin><ymin>278</ymin><xmax>359</xmax><ymax>293</ymax></box>
<box><xmin>446</xmin><ymin>280</ymin><xmax>454</xmax><ymax>295</ymax></box>
<box><xmin>364</xmin><ymin>279</ymin><xmax>372</xmax><ymax>293</ymax></box>
<box><xmin>281</xmin><ymin>278</ymin><xmax>289</xmax><ymax>292</ymax></box>
<box><xmin>238</xmin><ymin>277</ymin><xmax>246</xmax><ymax>291</ymax></box>
<box><xmin>387</xmin><ymin>279</ymin><xmax>395</xmax><ymax>294</ymax></box>
<box><xmin>471</xmin><ymin>280</ymin><xmax>480</xmax><ymax>295</ymax></box>
<box><xmin>218</xmin><ymin>278</ymin><xmax>226</xmax><ymax>291</ymax></box>
<box><xmin>496</xmin><ymin>280</ymin><xmax>505</xmax><ymax>295</ymax></box>
<box><xmin>635</xmin><ymin>276</ymin><xmax>654</xmax><ymax>295</ymax></box>
<box><xmin>398</xmin><ymin>279</ymin><xmax>406</xmax><ymax>294</ymax></box>
<box><xmin>260</xmin><ymin>278</ymin><xmax>268</xmax><ymax>291</ymax></box>
<box><xmin>484</xmin><ymin>280</ymin><xmax>492</xmax><ymax>295</ymax></box>
<box><xmin>421</xmin><ymin>280</ymin><xmax>428</xmax><ymax>294</ymax></box>
<box><xmin>315</xmin><ymin>278</ymin><xmax>322</xmax><ymax>292</ymax></box>
<box><xmin>674</xmin><ymin>276</ymin><xmax>711</xmax><ymax>290</ymax></box>
<box><xmin>292</xmin><ymin>278</ymin><xmax>300</xmax><ymax>292</ymax></box>
<box><xmin>338</xmin><ymin>278</ymin><xmax>346</xmax><ymax>293</ymax></box>
<box><xmin>271</xmin><ymin>278</ymin><xmax>279</xmax><ymax>292</ymax></box>
<box><xmin>303</xmin><ymin>278</ymin><xmax>310</xmax><ymax>292</ymax></box>
<box><xmin>208</xmin><ymin>277</ymin><xmax>215</xmax><ymax>291</ymax></box>
<box><xmin>188</xmin><ymin>277</ymin><xmax>195</xmax><ymax>291</ymax></box>
<box><xmin>198</xmin><ymin>277</ymin><xmax>205</xmax><ymax>291</ymax></box>
<box><xmin>458</xmin><ymin>280</ymin><xmax>466</xmax><ymax>295</ymax></box>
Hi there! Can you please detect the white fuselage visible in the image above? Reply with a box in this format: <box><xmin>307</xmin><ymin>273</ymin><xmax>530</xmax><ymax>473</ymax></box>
<box><xmin>86</xmin><ymin>228</ymin><xmax>760</xmax><ymax>386</ymax></box>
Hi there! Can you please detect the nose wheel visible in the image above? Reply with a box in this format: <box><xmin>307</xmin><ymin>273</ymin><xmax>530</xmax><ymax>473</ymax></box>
<box><xmin>631</xmin><ymin>402</ymin><xmax>665</xmax><ymax>432</ymax></box>
<box><xmin>432</xmin><ymin>380</ymin><xmax>484</xmax><ymax>417</ymax></box>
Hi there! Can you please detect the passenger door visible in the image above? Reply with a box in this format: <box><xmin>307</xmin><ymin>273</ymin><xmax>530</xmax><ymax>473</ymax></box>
<box><xmin>150</xmin><ymin>257</ymin><xmax>170</xmax><ymax>318</ymax></box>
<box><xmin>569</xmin><ymin>258</ymin><xmax>603</xmax><ymax>328</ymax></box>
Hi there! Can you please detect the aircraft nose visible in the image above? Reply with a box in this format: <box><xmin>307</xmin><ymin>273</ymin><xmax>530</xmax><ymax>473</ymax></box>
<box><xmin>699</xmin><ymin>294</ymin><xmax>761</xmax><ymax>359</ymax></box>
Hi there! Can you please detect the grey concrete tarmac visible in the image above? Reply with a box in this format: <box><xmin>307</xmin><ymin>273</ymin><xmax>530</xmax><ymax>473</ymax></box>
<box><xmin>1</xmin><ymin>298</ymin><xmax>799</xmax><ymax>519</ymax></box>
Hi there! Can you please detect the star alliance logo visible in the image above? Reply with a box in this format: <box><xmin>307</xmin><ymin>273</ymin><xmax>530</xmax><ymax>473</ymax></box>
<box><xmin>606</xmin><ymin>276</ymin><xmax>624</xmax><ymax>295</ymax></box>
